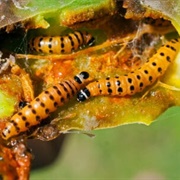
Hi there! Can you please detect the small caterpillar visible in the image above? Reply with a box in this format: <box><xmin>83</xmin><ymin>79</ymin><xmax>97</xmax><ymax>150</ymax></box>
<box><xmin>2</xmin><ymin>71</ymin><xmax>90</xmax><ymax>140</ymax></box>
<box><xmin>77</xmin><ymin>39</ymin><xmax>180</xmax><ymax>102</ymax></box>
<box><xmin>29</xmin><ymin>31</ymin><xmax>95</xmax><ymax>54</ymax></box>
<box><xmin>143</xmin><ymin>18</ymin><xmax>172</xmax><ymax>27</ymax></box>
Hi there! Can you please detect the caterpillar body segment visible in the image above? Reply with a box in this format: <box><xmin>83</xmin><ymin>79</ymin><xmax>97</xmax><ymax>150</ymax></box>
<box><xmin>2</xmin><ymin>71</ymin><xmax>90</xmax><ymax>140</ymax></box>
<box><xmin>77</xmin><ymin>39</ymin><xmax>180</xmax><ymax>102</ymax></box>
<box><xmin>29</xmin><ymin>31</ymin><xmax>95</xmax><ymax>54</ymax></box>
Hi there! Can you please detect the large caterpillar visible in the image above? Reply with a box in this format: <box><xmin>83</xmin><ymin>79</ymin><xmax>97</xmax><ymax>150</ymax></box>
<box><xmin>77</xmin><ymin>39</ymin><xmax>180</xmax><ymax>102</ymax></box>
<box><xmin>2</xmin><ymin>71</ymin><xmax>90</xmax><ymax>140</ymax></box>
<box><xmin>29</xmin><ymin>31</ymin><xmax>95</xmax><ymax>54</ymax></box>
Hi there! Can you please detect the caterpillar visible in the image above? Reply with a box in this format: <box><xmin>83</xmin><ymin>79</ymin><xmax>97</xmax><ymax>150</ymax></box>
<box><xmin>29</xmin><ymin>31</ymin><xmax>95</xmax><ymax>54</ymax></box>
<box><xmin>143</xmin><ymin>18</ymin><xmax>172</xmax><ymax>27</ymax></box>
<box><xmin>77</xmin><ymin>39</ymin><xmax>180</xmax><ymax>102</ymax></box>
<box><xmin>2</xmin><ymin>71</ymin><xmax>90</xmax><ymax>140</ymax></box>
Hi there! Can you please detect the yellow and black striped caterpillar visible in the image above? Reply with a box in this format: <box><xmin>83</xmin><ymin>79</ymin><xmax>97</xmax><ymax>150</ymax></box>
<box><xmin>2</xmin><ymin>71</ymin><xmax>90</xmax><ymax>140</ymax></box>
<box><xmin>29</xmin><ymin>31</ymin><xmax>95</xmax><ymax>54</ymax></box>
<box><xmin>77</xmin><ymin>39</ymin><xmax>180</xmax><ymax>102</ymax></box>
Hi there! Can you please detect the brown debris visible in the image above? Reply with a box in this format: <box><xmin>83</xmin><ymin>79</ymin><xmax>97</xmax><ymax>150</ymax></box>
<box><xmin>0</xmin><ymin>142</ymin><xmax>32</xmax><ymax>180</ymax></box>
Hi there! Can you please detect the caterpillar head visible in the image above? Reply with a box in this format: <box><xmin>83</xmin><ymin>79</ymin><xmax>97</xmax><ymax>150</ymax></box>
<box><xmin>77</xmin><ymin>88</ymin><xmax>90</xmax><ymax>102</ymax></box>
<box><xmin>74</xmin><ymin>71</ymin><xmax>90</xmax><ymax>85</ymax></box>
<box><xmin>83</xmin><ymin>32</ymin><xmax>95</xmax><ymax>47</ymax></box>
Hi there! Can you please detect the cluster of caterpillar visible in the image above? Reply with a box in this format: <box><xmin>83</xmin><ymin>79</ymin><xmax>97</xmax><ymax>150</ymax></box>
<box><xmin>1</xmin><ymin>30</ymin><xmax>95</xmax><ymax>140</ymax></box>
<box><xmin>77</xmin><ymin>39</ymin><xmax>180</xmax><ymax>101</ymax></box>
<box><xmin>1</xmin><ymin>28</ymin><xmax>180</xmax><ymax>140</ymax></box>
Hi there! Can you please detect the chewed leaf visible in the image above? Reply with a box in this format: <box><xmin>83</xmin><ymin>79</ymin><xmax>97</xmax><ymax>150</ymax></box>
<box><xmin>0</xmin><ymin>0</ymin><xmax>116</xmax><ymax>29</ymax></box>
<box><xmin>1</xmin><ymin>1</ymin><xmax>180</xmax><ymax>179</ymax></box>
<box><xmin>140</xmin><ymin>0</ymin><xmax>180</xmax><ymax>34</ymax></box>
<box><xmin>124</xmin><ymin>0</ymin><xmax>180</xmax><ymax>34</ymax></box>
<box><xmin>1</xmin><ymin>0</ymin><xmax>180</xmax><ymax>140</ymax></box>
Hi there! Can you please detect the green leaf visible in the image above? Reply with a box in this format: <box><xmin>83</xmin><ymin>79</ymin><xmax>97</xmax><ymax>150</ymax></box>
<box><xmin>0</xmin><ymin>90</ymin><xmax>16</xmax><ymax>118</ymax></box>
<box><xmin>0</xmin><ymin>0</ymin><xmax>116</xmax><ymax>28</ymax></box>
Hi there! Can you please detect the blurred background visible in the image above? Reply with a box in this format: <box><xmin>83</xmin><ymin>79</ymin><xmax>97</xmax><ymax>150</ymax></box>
<box><xmin>30</xmin><ymin>106</ymin><xmax>180</xmax><ymax>179</ymax></box>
